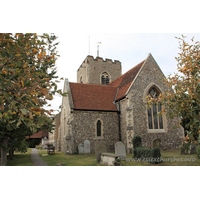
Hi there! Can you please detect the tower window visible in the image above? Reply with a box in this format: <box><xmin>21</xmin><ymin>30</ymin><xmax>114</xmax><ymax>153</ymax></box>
<box><xmin>101</xmin><ymin>72</ymin><xmax>110</xmax><ymax>85</ymax></box>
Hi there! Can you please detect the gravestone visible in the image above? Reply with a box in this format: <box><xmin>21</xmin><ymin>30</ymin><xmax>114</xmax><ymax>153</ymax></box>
<box><xmin>115</xmin><ymin>141</ymin><xmax>126</xmax><ymax>160</ymax></box>
<box><xmin>95</xmin><ymin>143</ymin><xmax>107</xmax><ymax>162</ymax></box>
<box><xmin>190</xmin><ymin>142</ymin><xmax>198</xmax><ymax>154</ymax></box>
<box><xmin>153</xmin><ymin>139</ymin><xmax>161</xmax><ymax>149</ymax></box>
<box><xmin>84</xmin><ymin>140</ymin><xmax>91</xmax><ymax>154</ymax></box>
<box><xmin>78</xmin><ymin>143</ymin><xmax>84</xmax><ymax>154</ymax></box>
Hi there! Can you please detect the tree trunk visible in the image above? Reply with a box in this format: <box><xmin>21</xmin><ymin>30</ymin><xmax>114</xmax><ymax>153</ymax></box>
<box><xmin>9</xmin><ymin>146</ymin><xmax>14</xmax><ymax>160</ymax></box>
<box><xmin>1</xmin><ymin>137</ymin><xmax>8</xmax><ymax>166</ymax></box>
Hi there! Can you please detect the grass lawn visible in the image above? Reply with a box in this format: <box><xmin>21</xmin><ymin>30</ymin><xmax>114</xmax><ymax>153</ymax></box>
<box><xmin>38</xmin><ymin>150</ymin><xmax>105</xmax><ymax>166</ymax></box>
<box><xmin>5</xmin><ymin>148</ymin><xmax>200</xmax><ymax>166</ymax></box>
<box><xmin>122</xmin><ymin>150</ymin><xmax>200</xmax><ymax>166</ymax></box>
<box><xmin>38</xmin><ymin>149</ymin><xmax>200</xmax><ymax>166</ymax></box>
<box><xmin>7</xmin><ymin>148</ymin><xmax>34</xmax><ymax>166</ymax></box>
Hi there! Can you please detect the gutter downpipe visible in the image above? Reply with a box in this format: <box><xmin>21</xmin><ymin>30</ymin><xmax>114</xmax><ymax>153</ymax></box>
<box><xmin>113</xmin><ymin>88</ymin><xmax>121</xmax><ymax>141</ymax></box>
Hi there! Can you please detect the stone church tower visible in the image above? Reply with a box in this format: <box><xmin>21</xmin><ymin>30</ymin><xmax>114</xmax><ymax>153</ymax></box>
<box><xmin>77</xmin><ymin>56</ymin><xmax>122</xmax><ymax>85</ymax></box>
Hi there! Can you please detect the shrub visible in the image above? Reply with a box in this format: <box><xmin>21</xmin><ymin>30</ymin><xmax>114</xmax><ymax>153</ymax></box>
<box><xmin>196</xmin><ymin>145</ymin><xmax>200</xmax><ymax>159</ymax></box>
<box><xmin>36</xmin><ymin>146</ymin><xmax>42</xmax><ymax>150</ymax></box>
<box><xmin>133</xmin><ymin>147</ymin><xmax>161</xmax><ymax>164</ymax></box>
<box><xmin>17</xmin><ymin>139</ymin><xmax>28</xmax><ymax>153</ymax></box>
<box><xmin>132</xmin><ymin>135</ymin><xmax>161</xmax><ymax>163</ymax></box>
<box><xmin>134</xmin><ymin>147</ymin><xmax>150</xmax><ymax>158</ymax></box>
<box><xmin>132</xmin><ymin>135</ymin><xmax>142</xmax><ymax>149</ymax></box>
<box><xmin>180</xmin><ymin>142</ymin><xmax>191</xmax><ymax>154</ymax></box>
<box><xmin>150</xmin><ymin>148</ymin><xmax>161</xmax><ymax>163</ymax></box>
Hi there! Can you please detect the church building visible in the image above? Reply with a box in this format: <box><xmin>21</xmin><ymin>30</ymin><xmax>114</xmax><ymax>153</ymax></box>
<box><xmin>53</xmin><ymin>53</ymin><xmax>184</xmax><ymax>154</ymax></box>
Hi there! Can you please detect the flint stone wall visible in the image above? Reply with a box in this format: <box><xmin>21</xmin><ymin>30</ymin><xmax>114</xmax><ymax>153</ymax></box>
<box><xmin>71</xmin><ymin>110</ymin><xmax>119</xmax><ymax>154</ymax></box>
<box><xmin>125</xmin><ymin>54</ymin><xmax>184</xmax><ymax>150</ymax></box>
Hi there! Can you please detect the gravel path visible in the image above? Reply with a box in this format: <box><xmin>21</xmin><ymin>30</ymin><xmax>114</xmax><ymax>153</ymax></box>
<box><xmin>31</xmin><ymin>148</ymin><xmax>48</xmax><ymax>166</ymax></box>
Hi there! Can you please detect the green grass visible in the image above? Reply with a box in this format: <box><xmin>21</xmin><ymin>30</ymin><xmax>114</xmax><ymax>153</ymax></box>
<box><xmin>7</xmin><ymin>148</ymin><xmax>34</xmax><ymax>166</ymax></box>
<box><xmin>38</xmin><ymin>149</ymin><xmax>200</xmax><ymax>166</ymax></box>
<box><xmin>6</xmin><ymin>148</ymin><xmax>200</xmax><ymax>166</ymax></box>
<box><xmin>38</xmin><ymin>150</ymin><xmax>105</xmax><ymax>166</ymax></box>
<box><xmin>121</xmin><ymin>150</ymin><xmax>200</xmax><ymax>166</ymax></box>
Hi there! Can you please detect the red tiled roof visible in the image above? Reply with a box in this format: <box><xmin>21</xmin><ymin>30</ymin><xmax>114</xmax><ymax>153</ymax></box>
<box><xmin>69</xmin><ymin>59</ymin><xmax>145</xmax><ymax>111</ymax></box>
<box><xmin>109</xmin><ymin>73</ymin><xmax>126</xmax><ymax>87</ymax></box>
<box><xmin>109</xmin><ymin>60</ymin><xmax>145</xmax><ymax>100</ymax></box>
<box><xmin>70</xmin><ymin>83</ymin><xmax>118</xmax><ymax>111</ymax></box>
<box><xmin>26</xmin><ymin>130</ymin><xmax>48</xmax><ymax>139</ymax></box>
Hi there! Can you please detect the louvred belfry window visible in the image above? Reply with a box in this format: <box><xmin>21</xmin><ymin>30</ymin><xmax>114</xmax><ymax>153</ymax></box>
<box><xmin>147</xmin><ymin>87</ymin><xmax>164</xmax><ymax>130</ymax></box>
<box><xmin>101</xmin><ymin>72</ymin><xmax>110</xmax><ymax>85</ymax></box>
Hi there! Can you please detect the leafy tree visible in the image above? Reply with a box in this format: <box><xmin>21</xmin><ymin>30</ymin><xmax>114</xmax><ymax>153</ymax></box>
<box><xmin>147</xmin><ymin>35</ymin><xmax>200</xmax><ymax>144</ymax></box>
<box><xmin>0</xmin><ymin>33</ymin><xmax>65</xmax><ymax>165</ymax></box>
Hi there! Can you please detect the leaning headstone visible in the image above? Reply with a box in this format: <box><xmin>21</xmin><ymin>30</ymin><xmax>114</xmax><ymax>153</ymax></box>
<box><xmin>84</xmin><ymin>140</ymin><xmax>91</xmax><ymax>154</ymax></box>
<box><xmin>153</xmin><ymin>139</ymin><xmax>161</xmax><ymax>149</ymax></box>
<box><xmin>115</xmin><ymin>141</ymin><xmax>126</xmax><ymax>160</ymax></box>
<box><xmin>95</xmin><ymin>143</ymin><xmax>107</xmax><ymax>163</ymax></box>
<box><xmin>78</xmin><ymin>143</ymin><xmax>84</xmax><ymax>154</ymax></box>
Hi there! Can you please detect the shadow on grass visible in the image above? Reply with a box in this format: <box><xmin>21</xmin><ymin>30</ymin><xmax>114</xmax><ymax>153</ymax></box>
<box><xmin>7</xmin><ymin>148</ymin><xmax>34</xmax><ymax>166</ymax></box>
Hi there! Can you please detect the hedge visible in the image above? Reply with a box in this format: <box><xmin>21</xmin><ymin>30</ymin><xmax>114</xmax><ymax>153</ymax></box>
<box><xmin>133</xmin><ymin>147</ymin><xmax>161</xmax><ymax>163</ymax></box>
<box><xmin>132</xmin><ymin>135</ymin><xmax>142</xmax><ymax>149</ymax></box>
<box><xmin>132</xmin><ymin>135</ymin><xmax>161</xmax><ymax>163</ymax></box>
<box><xmin>196</xmin><ymin>145</ymin><xmax>200</xmax><ymax>159</ymax></box>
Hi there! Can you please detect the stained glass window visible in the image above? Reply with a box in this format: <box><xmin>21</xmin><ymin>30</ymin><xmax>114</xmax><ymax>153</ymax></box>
<box><xmin>148</xmin><ymin>107</ymin><xmax>153</xmax><ymax>129</ymax></box>
<box><xmin>147</xmin><ymin>87</ymin><xmax>164</xmax><ymax>130</ymax></box>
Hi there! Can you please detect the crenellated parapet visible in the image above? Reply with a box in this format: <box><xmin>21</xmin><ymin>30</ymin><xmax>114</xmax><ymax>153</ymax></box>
<box><xmin>85</xmin><ymin>55</ymin><xmax>121</xmax><ymax>64</ymax></box>
<box><xmin>77</xmin><ymin>55</ymin><xmax>122</xmax><ymax>85</ymax></box>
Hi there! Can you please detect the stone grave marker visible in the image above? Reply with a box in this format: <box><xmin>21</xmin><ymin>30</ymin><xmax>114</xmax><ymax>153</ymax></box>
<box><xmin>115</xmin><ymin>141</ymin><xmax>126</xmax><ymax>160</ymax></box>
<box><xmin>153</xmin><ymin>139</ymin><xmax>161</xmax><ymax>149</ymax></box>
<box><xmin>78</xmin><ymin>143</ymin><xmax>84</xmax><ymax>154</ymax></box>
<box><xmin>84</xmin><ymin>140</ymin><xmax>91</xmax><ymax>154</ymax></box>
<box><xmin>95</xmin><ymin>143</ymin><xmax>107</xmax><ymax>163</ymax></box>
<box><xmin>190</xmin><ymin>142</ymin><xmax>198</xmax><ymax>154</ymax></box>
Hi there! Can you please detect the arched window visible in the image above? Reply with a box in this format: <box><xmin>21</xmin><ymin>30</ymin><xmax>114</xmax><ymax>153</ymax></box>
<box><xmin>95</xmin><ymin>119</ymin><xmax>103</xmax><ymax>138</ymax></box>
<box><xmin>147</xmin><ymin>87</ymin><xmax>164</xmax><ymax>130</ymax></box>
<box><xmin>101</xmin><ymin>72</ymin><xmax>110</xmax><ymax>85</ymax></box>
<box><xmin>97</xmin><ymin>120</ymin><xmax>101</xmax><ymax>137</ymax></box>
